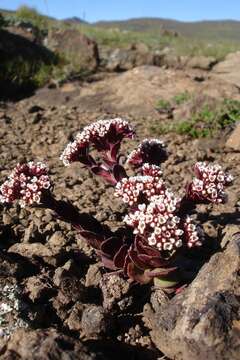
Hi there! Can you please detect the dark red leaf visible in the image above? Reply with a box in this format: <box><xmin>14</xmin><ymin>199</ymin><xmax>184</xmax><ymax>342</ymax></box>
<box><xmin>91</xmin><ymin>165</ymin><xmax>116</xmax><ymax>185</ymax></box>
<box><xmin>110</xmin><ymin>142</ymin><xmax>121</xmax><ymax>161</ymax></box>
<box><xmin>128</xmin><ymin>247</ymin><xmax>146</xmax><ymax>270</ymax></box>
<box><xmin>101</xmin><ymin>254</ymin><xmax>117</xmax><ymax>270</ymax></box>
<box><xmin>113</xmin><ymin>244</ymin><xmax>129</xmax><ymax>268</ymax></box>
<box><xmin>137</xmin><ymin>254</ymin><xmax>166</xmax><ymax>268</ymax></box>
<box><xmin>101</xmin><ymin>237</ymin><xmax>123</xmax><ymax>256</ymax></box>
<box><xmin>113</xmin><ymin>164</ymin><xmax>127</xmax><ymax>182</ymax></box>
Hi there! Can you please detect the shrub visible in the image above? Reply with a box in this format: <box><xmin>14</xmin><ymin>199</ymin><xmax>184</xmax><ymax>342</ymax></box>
<box><xmin>0</xmin><ymin>119</ymin><xmax>233</xmax><ymax>292</ymax></box>
<box><xmin>15</xmin><ymin>5</ymin><xmax>48</xmax><ymax>31</ymax></box>
<box><xmin>0</xmin><ymin>26</ymin><xmax>58</xmax><ymax>98</ymax></box>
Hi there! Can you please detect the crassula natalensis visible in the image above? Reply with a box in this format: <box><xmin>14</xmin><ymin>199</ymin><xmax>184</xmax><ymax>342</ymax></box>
<box><xmin>0</xmin><ymin>118</ymin><xmax>233</xmax><ymax>292</ymax></box>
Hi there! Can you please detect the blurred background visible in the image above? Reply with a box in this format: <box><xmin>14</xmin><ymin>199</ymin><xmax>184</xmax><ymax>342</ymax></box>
<box><xmin>1</xmin><ymin>0</ymin><xmax>240</xmax><ymax>98</ymax></box>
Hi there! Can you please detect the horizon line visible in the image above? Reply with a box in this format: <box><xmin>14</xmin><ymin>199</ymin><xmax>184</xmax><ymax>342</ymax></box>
<box><xmin>1</xmin><ymin>8</ymin><xmax>240</xmax><ymax>24</ymax></box>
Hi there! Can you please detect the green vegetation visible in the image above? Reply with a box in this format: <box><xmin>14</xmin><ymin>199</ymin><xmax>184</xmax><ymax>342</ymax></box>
<box><xmin>153</xmin><ymin>98</ymin><xmax>240</xmax><ymax>138</ymax></box>
<box><xmin>155</xmin><ymin>99</ymin><xmax>172</xmax><ymax>112</ymax></box>
<box><xmin>79</xmin><ymin>25</ymin><xmax>163</xmax><ymax>48</ymax></box>
<box><xmin>0</xmin><ymin>54</ymin><xmax>57</xmax><ymax>96</ymax></box>
<box><xmin>0</xmin><ymin>12</ymin><xmax>6</xmax><ymax>28</ymax></box>
<box><xmin>15</xmin><ymin>5</ymin><xmax>49</xmax><ymax>30</ymax></box>
<box><xmin>79</xmin><ymin>25</ymin><xmax>240</xmax><ymax>60</ymax></box>
<box><xmin>0</xmin><ymin>7</ymin><xmax>66</xmax><ymax>96</ymax></box>
<box><xmin>172</xmin><ymin>91</ymin><xmax>191</xmax><ymax>105</ymax></box>
<box><xmin>95</xmin><ymin>18</ymin><xmax>240</xmax><ymax>43</ymax></box>
<box><xmin>156</xmin><ymin>91</ymin><xmax>191</xmax><ymax>112</ymax></box>
<box><xmin>0</xmin><ymin>21</ymin><xmax>58</xmax><ymax>98</ymax></box>
<box><xmin>165</xmin><ymin>37</ymin><xmax>239</xmax><ymax>61</ymax></box>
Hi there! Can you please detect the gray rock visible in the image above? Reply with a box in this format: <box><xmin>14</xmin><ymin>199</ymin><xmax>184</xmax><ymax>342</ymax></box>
<box><xmin>65</xmin><ymin>302</ymin><xmax>109</xmax><ymax>340</ymax></box>
<box><xmin>148</xmin><ymin>234</ymin><xmax>240</xmax><ymax>360</ymax></box>
<box><xmin>100</xmin><ymin>273</ymin><xmax>131</xmax><ymax>311</ymax></box>
<box><xmin>81</xmin><ymin>305</ymin><xmax>108</xmax><ymax>339</ymax></box>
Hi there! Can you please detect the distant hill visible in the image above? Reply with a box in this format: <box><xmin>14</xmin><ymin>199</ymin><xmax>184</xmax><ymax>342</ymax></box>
<box><xmin>63</xmin><ymin>17</ymin><xmax>87</xmax><ymax>25</ymax></box>
<box><xmin>94</xmin><ymin>18</ymin><xmax>240</xmax><ymax>42</ymax></box>
<box><xmin>1</xmin><ymin>7</ymin><xmax>240</xmax><ymax>43</ymax></box>
<box><xmin>0</xmin><ymin>8</ymin><xmax>15</xmax><ymax>16</ymax></box>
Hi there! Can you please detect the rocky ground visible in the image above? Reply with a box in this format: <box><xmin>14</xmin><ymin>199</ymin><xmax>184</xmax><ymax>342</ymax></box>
<box><xmin>0</xmin><ymin>63</ymin><xmax>240</xmax><ymax>359</ymax></box>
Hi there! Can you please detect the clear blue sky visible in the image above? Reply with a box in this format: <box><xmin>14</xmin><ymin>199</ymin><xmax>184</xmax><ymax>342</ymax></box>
<box><xmin>1</xmin><ymin>0</ymin><xmax>239</xmax><ymax>22</ymax></box>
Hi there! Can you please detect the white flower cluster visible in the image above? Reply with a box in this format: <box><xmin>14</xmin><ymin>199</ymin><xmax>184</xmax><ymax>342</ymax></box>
<box><xmin>142</xmin><ymin>163</ymin><xmax>163</xmax><ymax>177</ymax></box>
<box><xmin>0</xmin><ymin>162</ymin><xmax>51</xmax><ymax>207</ymax></box>
<box><xmin>115</xmin><ymin>170</ymin><xmax>165</xmax><ymax>206</ymax></box>
<box><xmin>189</xmin><ymin>162</ymin><xmax>233</xmax><ymax>203</ymax></box>
<box><xmin>124</xmin><ymin>192</ymin><xmax>183</xmax><ymax>251</ymax></box>
<box><xmin>60</xmin><ymin>118</ymin><xmax>133</xmax><ymax>166</ymax></box>
<box><xmin>60</xmin><ymin>138</ymin><xmax>88</xmax><ymax>166</ymax></box>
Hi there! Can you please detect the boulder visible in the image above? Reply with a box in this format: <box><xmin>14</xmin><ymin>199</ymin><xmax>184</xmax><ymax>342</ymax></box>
<box><xmin>106</xmin><ymin>43</ymin><xmax>154</xmax><ymax>71</ymax></box>
<box><xmin>153</xmin><ymin>47</ymin><xmax>184</xmax><ymax>69</ymax></box>
<box><xmin>187</xmin><ymin>55</ymin><xmax>217</xmax><ymax>70</ymax></box>
<box><xmin>225</xmin><ymin>122</ymin><xmax>240</xmax><ymax>151</ymax></box>
<box><xmin>147</xmin><ymin>233</ymin><xmax>240</xmax><ymax>360</ymax></box>
<box><xmin>46</xmin><ymin>29</ymin><xmax>99</xmax><ymax>73</ymax></box>
<box><xmin>162</xmin><ymin>53</ymin><xmax>183</xmax><ymax>68</ymax></box>
<box><xmin>213</xmin><ymin>51</ymin><xmax>240</xmax><ymax>87</ymax></box>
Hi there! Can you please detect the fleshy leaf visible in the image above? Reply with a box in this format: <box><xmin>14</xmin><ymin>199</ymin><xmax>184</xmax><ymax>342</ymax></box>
<box><xmin>126</xmin><ymin>263</ymin><xmax>149</xmax><ymax>284</ymax></box>
<box><xmin>91</xmin><ymin>165</ymin><xmax>116</xmax><ymax>184</ymax></box>
<box><xmin>153</xmin><ymin>276</ymin><xmax>179</xmax><ymax>289</ymax></box>
<box><xmin>113</xmin><ymin>244</ymin><xmax>129</xmax><ymax>268</ymax></box>
<box><xmin>113</xmin><ymin>164</ymin><xmax>127</xmax><ymax>182</ymax></box>
<box><xmin>101</xmin><ymin>237</ymin><xmax>123</xmax><ymax>255</ymax></box>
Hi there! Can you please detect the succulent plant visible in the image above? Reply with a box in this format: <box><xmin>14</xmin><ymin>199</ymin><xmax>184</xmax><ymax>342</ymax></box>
<box><xmin>0</xmin><ymin>118</ymin><xmax>233</xmax><ymax>292</ymax></box>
